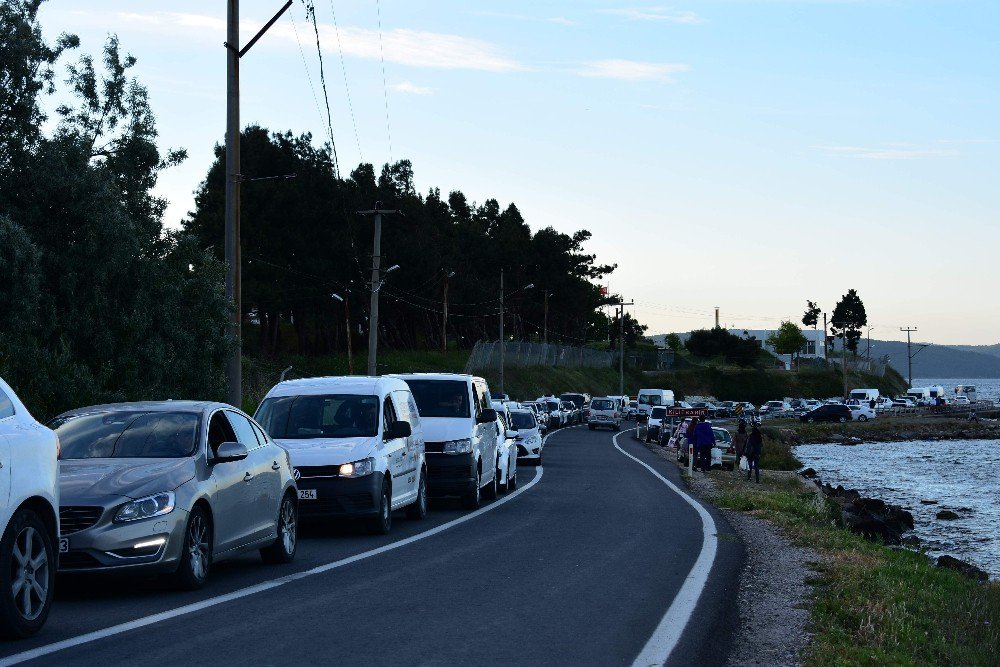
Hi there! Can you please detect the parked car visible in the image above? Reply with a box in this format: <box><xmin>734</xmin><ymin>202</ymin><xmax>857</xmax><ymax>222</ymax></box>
<box><xmin>560</xmin><ymin>401</ymin><xmax>580</xmax><ymax>425</ymax></box>
<box><xmin>392</xmin><ymin>374</ymin><xmax>500</xmax><ymax>509</ymax></box>
<box><xmin>642</xmin><ymin>406</ymin><xmax>668</xmax><ymax>443</ymax></box>
<box><xmin>255</xmin><ymin>376</ymin><xmax>427</xmax><ymax>534</ymax></box>
<box><xmin>493</xmin><ymin>410</ymin><xmax>519</xmax><ymax>493</ymax></box>
<box><xmin>537</xmin><ymin>398</ymin><xmax>566</xmax><ymax>428</ymax></box>
<box><xmin>560</xmin><ymin>392</ymin><xmax>589</xmax><ymax>416</ymax></box>
<box><xmin>800</xmin><ymin>404</ymin><xmax>852</xmax><ymax>423</ymax></box>
<box><xmin>51</xmin><ymin>401</ymin><xmax>298</xmax><ymax>589</ymax></box>
<box><xmin>953</xmin><ymin>395</ymin><xmax>971</xmax><ymax>406</ymax></box>
<box><xmin>509</xmin><ymin>409</ymin><xmax>543</xmax><ymax>465</ymax></box>
<box><xmin>0</xmin><ymin>377</ymin><xmax>60</xmax><ymax>638</ymax></box>
<box><xmin>712</xmin><ymin>427</ymin><xmax>736</xmax><ymax>470</ymax></box>
<box><xmin>873</xmin><ymin>397</ymin><xmax>895</xmax><ymax>411</ymax></box>
<box><xmin>714</xmin><ymin>401</ymin><xmax>736</xmax><ymax>418</ymax></box>
<box><xmin>760</xmin><ymin>400</ymin><xmax>792</xmax><ymax>417</ymax></box>
<box><xmin>587</xmin><ymin>397</ymin><xmax>621</xmax><ymax>431</ymax></box>
<box><xmin>625</xmin><ymin>400</ymin><xmax>639</xmax><ymax>420</ymax></box>
<box><xmin>848</xmin><ymin>405</ymin><xmax>876</xmax><ymax>422</ymax></box>
<box><xmin>689</xmin><ymin>402</ymin><xmax>718</xmax><ymax>418</ymax></box>
<box><xmin>892</xmin><ymin>397</ymin><xmax>917</xmax><ymax>409</ymax></box>
<box><xmin>522</xmin><ymin>402</ymin><xmax>549</xmax><ymax>432</ymax></box>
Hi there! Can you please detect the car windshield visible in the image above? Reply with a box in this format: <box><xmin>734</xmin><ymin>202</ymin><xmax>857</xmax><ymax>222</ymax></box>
<box><xmin>651</xmin><ymin>407</ymin><xmax>666</xmax><ymax>418</ymax></box>
<box><xmin>639</xmin><ymin>394</ymin><xmax>662</xmax><ymax>406</ymax></box>
<box><xmin>511</xmin><ymin>412</ymin><xmax>536</xmax><ymax>429</ymax></box>
<box><xmin>51</xmin><ymin>411</ymin><xmax>200</xmax><ymax>459</ymax></box>
<box><xmin>256</xmin><ymin>394</ymin><xmax>380</xmax><ymax>438</ymax></box>
<box><xmin>403</xmin><ymin>380</ymin><xmax>470</xmax><ymax>418</ymax></box>
<box><xmin>592</xmin><ymin>399</ymin><xmax>614</xmax><ymax>410</ymax></box>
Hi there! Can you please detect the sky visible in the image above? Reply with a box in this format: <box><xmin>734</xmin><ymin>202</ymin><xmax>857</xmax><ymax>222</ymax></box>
<box><xmin>36</xmin><ymin>1</ymin><xmax>1000</xmax><ymax>345</ymax></box>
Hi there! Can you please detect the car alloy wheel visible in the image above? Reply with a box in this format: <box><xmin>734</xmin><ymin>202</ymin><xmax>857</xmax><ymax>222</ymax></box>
<box><xmin>187</xmin><ymin>513</ymin><xmax>210</xmax><ymax>583</ymax></box>
<box><xmin>261</xmin><ymin>494</ymin><xmax>298</xmax><ymax>563</ymax></box>
<box><xmin>838</xmin><ymin>417</ymin><xmax>847</xmax><ymax>423</ymax></box>
<box><xmin>11</xmin><ymin>525</ymin><xmax>49</xmax><ymax>622</ymax></box>
<box><xmin>368</xmin><ymin>481</ymin><xmax>392</xmax><ymax>535</ymax></box>
<box><xmin>406</xmin><ymin>473</ymin><xmax>428</xmax><ymax>520</ymax></box>
<box><xmin>858</xmin><ymin>415</ymin><xmax>868</xmax><ymax>422</ymax></box>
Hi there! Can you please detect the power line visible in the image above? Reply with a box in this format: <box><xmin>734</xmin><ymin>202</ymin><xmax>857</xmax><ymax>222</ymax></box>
<box><xmin>374</xmin><ymin>0</ymin><xmax>394</xmax><ymax>163</ymax></box>
<box><xmin>302</xmin><ymin>0</ymin><xmax>340</xmax><ymax>178</ymax></box>
<box><xmin>286</xmin><ymin>6</ymin><xmax>327</xmax><ymax>140</ymax></box>
<box><xmin>329</xmin><ymin>0</ymin><xmax>363</xmax><ymax>162</ymax></box>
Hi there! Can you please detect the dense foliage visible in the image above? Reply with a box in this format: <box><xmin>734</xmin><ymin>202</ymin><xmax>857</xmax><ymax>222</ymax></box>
<box><xmin>766</xmin><ymin>321</ymin><xmax>809</xmax><ymax>364</ymax></box>
<box><xmin>830</xmin><ymin>289</ymin><xmax>868</xmax><ymax>353</ymax></box>
<box><xmin>0</xmin><ymin>1</ymin><xmax>230</xmax><ymax>417</ymax></box>
<box><xmin>684</xmin><ymin>327</ymin><xmax>769</xmax><ymax>367</ymax></box>
<box><xmin>184</xmin><ymin>129</ymin><xmax>619</xmax><ymax>357</ymax></box>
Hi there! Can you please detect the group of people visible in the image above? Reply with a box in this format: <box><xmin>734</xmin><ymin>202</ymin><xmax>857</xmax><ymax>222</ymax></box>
<box><xmin>685</xmin><ymin>417</ymin><xmax>763</xmax><ymax>482</ymax></box>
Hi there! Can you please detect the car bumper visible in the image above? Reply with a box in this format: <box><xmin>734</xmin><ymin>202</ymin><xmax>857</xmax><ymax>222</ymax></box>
<box><xmin>516</xmin><ymin>440</ymin><xmax>543</xmax><ymax>459</ymax></box>
<box><xmin>59</xmin><ymin>508</ymin><xmax>189</xmax><ymax>574</ymax></box>
<box><xmin>425</xmin><ymin>453</ymin><xmax>478</xmax><ymax>497</ymax></box>
<box><xmin>295</xmin><ymin>472</ymin><xmax>383</xmax><ymax>519</ymax></box>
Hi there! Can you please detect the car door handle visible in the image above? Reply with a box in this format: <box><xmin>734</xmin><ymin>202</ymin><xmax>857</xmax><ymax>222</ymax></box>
<box><xmin>243</xmin><ymin>471</ymin><xmax>253</xmax><ymax>482</ymax></box>
<box><xmin>271</xmin><ymin>461</ymin><xmax>281</xmax><ymax>470</ymax></box>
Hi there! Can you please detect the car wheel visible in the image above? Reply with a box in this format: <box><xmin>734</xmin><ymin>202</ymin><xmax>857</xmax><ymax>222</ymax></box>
<box><xmin>858</xmin><ymin>415</ymin><xmax>868</xmax><ymax>422</ymax></box>
<box><xmin>484</xmin><ymin>463</ymin><xmax>500</xmax><ymax>499</ymax></box>
<box><xmin>462</xmin><ymin>470</ymin><xmax>482</xmax><ymax>510</ymax></box>
<box><xmin>534</xmin><ymin>454</ymin><xmax>543</xmax><ymax>467</ymax></box>
<box><xmin>366</xmin><ymin>479</ymin><xmax>393</xmax><ymax>535</ymax></box>
<box><xmin>174</xmin><ymin>505</ymin><xmax>212</xmax><ymax>590</ymax></box>
<box><xmin>0</xmin><ymin>508</ymin><xmax>55</xmax><ymax>638</ymax></box>
<box><xmin>261</xmin><ymin>492</ymin><xmax>297</xmax><ymax>564</ymax></box>
<box><xmin>838</xmin><ymin>416</ymin><xmax>847</xmax><ymax>423</ymax></box>
<box><xmin>406</xmin><ymin>472</ymin><xmax>428</xmax><ymax>520</ymax></box>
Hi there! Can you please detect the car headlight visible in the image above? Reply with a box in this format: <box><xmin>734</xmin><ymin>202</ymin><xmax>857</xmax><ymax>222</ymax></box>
<box><xmin>115</xmin><ymin>492</ymin><xmax>176</xmax><ymax>523</ymax></box>
<box><xmin>442</xmin><ymin>438</ymin><xmax>473</xmax><ymax>454</ymax></box>
<box><xmin>339</xmin><ymin>458</ymin><xmax>375</xmax><ymax>477</ymax></box>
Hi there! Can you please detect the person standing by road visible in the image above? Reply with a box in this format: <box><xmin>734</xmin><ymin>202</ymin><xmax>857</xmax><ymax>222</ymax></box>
<box><xmin>693</xmin><ymin>418</ymin><xmax>715</xmax><ymax>472</ymax></box>
<box><xmin>686</xmin><ymin>417</ymin><xmax>699</xmax><ymax>468</ymax></box>
<box><xmin>733</xmin><ymin>420</ymin><xmax>748</xmax><ymax>472</ymax></box>
<box><xmin>745</xmin><ymin>424</ymin><xmax>763</xmax><ymax>483</ymax></box>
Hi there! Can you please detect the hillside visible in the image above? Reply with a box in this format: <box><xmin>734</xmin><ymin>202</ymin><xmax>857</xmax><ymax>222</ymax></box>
<box><xmin>650</xmin><ymin>333</ymin><xmax>1000</xmax><ymax>379</ymax></box>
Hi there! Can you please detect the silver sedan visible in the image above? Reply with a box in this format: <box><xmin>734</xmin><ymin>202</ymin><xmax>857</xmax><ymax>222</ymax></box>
<box><xmin>50</xmin><ymin>401</ymin><xmax>298</xmax><ymax>589</ymax></box>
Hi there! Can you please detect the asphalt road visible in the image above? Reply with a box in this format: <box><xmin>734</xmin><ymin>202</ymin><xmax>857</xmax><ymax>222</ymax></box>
<box><xmin>0</xmin><ymin>424</ymin><xmax>743</xmax><ymax>666</ymax></box>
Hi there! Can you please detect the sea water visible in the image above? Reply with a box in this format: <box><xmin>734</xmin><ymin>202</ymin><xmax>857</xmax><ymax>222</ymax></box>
<box><xmin>794</xmin><ymin>439</ymin><xmax>998</xmax><ymax>579</ymax></box>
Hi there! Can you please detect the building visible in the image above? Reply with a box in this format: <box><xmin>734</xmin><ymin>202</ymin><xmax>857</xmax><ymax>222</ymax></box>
<box><xmin>728</xmin><ymin>328</ymin><xmax>827</xmax><ymax>370</ymax></box>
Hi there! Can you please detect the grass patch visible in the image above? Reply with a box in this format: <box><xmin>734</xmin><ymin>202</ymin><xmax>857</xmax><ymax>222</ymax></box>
<box><xmin>709</xmin><ymin>473</ymin><xmax>999</xmax><ymax>665</ymax></box>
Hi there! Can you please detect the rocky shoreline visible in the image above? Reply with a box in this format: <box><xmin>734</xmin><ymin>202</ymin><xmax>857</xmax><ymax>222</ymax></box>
<box><xmin>766</xmin><ymin>416</ymin><xmax>1000</xmax><ymax>446</ymax></box>
<box><xmin>800</xmin><ymin>468</ymin><xmax>991</xmax><ymax>582</ymax></box>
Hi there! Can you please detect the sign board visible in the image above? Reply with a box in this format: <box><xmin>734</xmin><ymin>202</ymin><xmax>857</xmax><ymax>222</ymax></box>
<box><xmin>733</xmin><ymin>403</ymin><xmax>744</xmax><ymax>416</ymax></box>
<box><xmin>666</xmin><ymin>407</ymin><xmax>711</xmax><ymax>418</ymax></box>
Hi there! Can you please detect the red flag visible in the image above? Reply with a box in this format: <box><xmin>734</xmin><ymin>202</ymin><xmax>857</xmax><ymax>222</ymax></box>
<box><xmin>599</xmin><ymin>286</ymin><xmax>608</xmax><ymax>295</ymax></box>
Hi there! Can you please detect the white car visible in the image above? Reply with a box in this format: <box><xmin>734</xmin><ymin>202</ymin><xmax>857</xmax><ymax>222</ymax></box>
<box><xmin>393</xmin><ymin>374</ymin><xmax>501</xmax><ymax>509</ymax></box>
<box><xmin>0</xmin><ymin>377</ymin><xmax>60</xmax><ymax>638</ymax></box>
<box><xmin>849</xmin><ymin>405</ymin><xmax>876</xmax><ymax>422</ymax></box>
<box><xmin>255</xmin><ymin>376</ymin><xmax>427</xmax><ymax>534</ymax></box>
<box><xmin>493</xmin><ymin>411</ymin><xmax>519</xmax><ymax>493</ymax></box>
<box><xmin>587</xmin><ymin>397</ymin><xmax>622</xmax><ymax>431</ymax></box>
<box><xmin>509</xmin><ymin>409</ymin><xmax>544</xmax><ymax>465</ymax></box>
<box><xmin>953</xmin><ymin>396</ymin><xmax>971</xmax><ymax>406</ymax></box>
<box><xmin>641</xmin><ymin>406</ymin><xmax>668</xmax><ymax>443</ymax></box>
<box><xmin>537</xmin><ymin>398</ymin><xmax>567</xmax><ymax>428</ymax></box>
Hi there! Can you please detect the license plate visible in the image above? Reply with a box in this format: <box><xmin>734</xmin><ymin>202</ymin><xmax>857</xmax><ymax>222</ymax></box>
<box><xmin>298</xmin><ymin>489</ymin><xmax>317</xmax><ymax>500</ymax></box>
<box><xmin>59</xmin><ymin>538</ymin><xmax>69</xmax><ymax>554</ymax></box>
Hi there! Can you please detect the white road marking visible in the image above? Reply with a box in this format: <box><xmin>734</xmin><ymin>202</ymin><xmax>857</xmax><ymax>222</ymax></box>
<box><xmin>611</xmin><ymin>429</ymin><xmax>719</xmax><ymax>667</ymax></box>
<box><xmin>0</xmin><ymin>427</ymin><xmax>576</xmax><ymax>667</ymax></box>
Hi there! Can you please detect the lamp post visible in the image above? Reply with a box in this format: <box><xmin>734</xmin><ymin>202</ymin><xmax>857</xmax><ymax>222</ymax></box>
<box><xmin>499</xmin><ymin>270</ymin><xmax>533</xmax><ymax>396</ymax></box>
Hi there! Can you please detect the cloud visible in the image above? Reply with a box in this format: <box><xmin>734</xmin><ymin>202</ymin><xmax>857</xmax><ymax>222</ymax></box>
<box><xmin>813</xmin><ymin>145</ymin><xmax>960</xmax><ymax>160</ymax></box>
<box><xmin>102</xmin><ymin>10</ymin><xmax>524</xmax><ymax>72</ymax></box>
<box><xmin>578</xmin><ymin>59</ymin><xmax>690</xmax><ymax>82</ymax></box>
<box><xmin>598</xmin><ymin>7</ymin><xmax>705</xmax><ymax>24</ymax></box>
<box><xmin>470</xmin><ymin>11</ymin><xmax>577</xmax><ymax>26</ymax></box>
<box><xmin>390</xmin><ymin>81</ymin><xmax>432</xmax><ymax>95</ymax></box>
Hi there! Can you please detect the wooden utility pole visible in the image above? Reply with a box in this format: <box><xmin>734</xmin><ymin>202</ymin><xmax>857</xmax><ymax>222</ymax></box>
<box><xmin>359</xmin><ymin>204</ymin><xmax>399</xmax><ymax>376</ymax></box>
<box><xmin>619</xmin><ymin>298</ymin><xmax>635</xmax><ymax>396</ymax></box>
<box><xmin>344</xmin><ymin>292</ymin><xmax>353</xmax><ymax>374</ymax></box>
<box><xmin>224</xmin><ymin>0</ymin><xmax>292</xmax><ymax>407</ymax></box>
<box><xmin>441</xmin><ymin>270</ymin><xmax>454</xmax><ymax>353</ymax></box>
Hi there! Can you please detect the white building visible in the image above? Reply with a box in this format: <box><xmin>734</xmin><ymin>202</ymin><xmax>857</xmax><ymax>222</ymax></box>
<box><xmin>728</xmin><ymin>328</ymin><xmax>827</xmax><ymax>370</ymax></box>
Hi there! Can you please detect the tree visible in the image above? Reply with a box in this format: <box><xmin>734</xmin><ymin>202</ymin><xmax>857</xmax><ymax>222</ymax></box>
<box><xmin>766</xmin><ymin>321</ymin><xmax>808</xmax><ymax>369</ymax></box>
<box><xmin>830</xmin><ymin>289</ymin><xmax>867</xmax><ymax>353</ymax></box>
<box><xmin>664</xmin><ymin>333</ymin><xmax>682</xmax><ymax>352</ymax></box>
<box><xmin>609</xmin><ymin>313</ymin><xmax>648</xmax><ymax>350</ymax></box>
<box><xmin>685</xmin><ymin>328</ymin><xmax>766</xmax><ymax>367</ymax></box>
<box><xmin>802</xmin><ymin>300</ymin><xmax>821</xmax><ymax>329</ymax></box>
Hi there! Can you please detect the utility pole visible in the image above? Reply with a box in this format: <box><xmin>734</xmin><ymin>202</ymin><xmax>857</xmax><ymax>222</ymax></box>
<box><xmin>359</xmin><ymin>204</ymin><xmax>399</xmax><ymax>376</ymax></box>
<box><xmin>223</xmin><ymin>0</ymin><xmax>293</xmax><ymax>408</ymax></box>
<box><xmin>901</xmin><ymin>327</ymin><xmax>918</xmax><ymax>387</ymax></box>
<box><xmin>714</xmin><ymin>306</ymin><xmax>720</xmax><ymax>329</ymax></box>
<box><xmin>619</xmin><ymin>298</ymin><xmax>634</xmax><ymax>396</ymax></box>
<box><xmin>822</xmin><ymin>312</ymin><xmax>828</xmax><ymax>359</ymax></box>
<box><xmin>441</xmin><ymin>270</ymin><xmax>454</xmax><ymax>353</ymax></box>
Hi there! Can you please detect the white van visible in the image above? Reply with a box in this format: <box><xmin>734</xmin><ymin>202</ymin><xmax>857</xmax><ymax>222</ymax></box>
<box><xmin>587</xmin><ymin>396</ymin><xmax>621</xmax><ymax>431</ymax></box>
<box><xmin>256</xmin><ymin>376</ymin><xmax>426</xmax><ymax>534</ymax></box>
<box><xmin>0</xmin><ymin>377</ymin><xmax>60</xmax><ymax>638</ymax></box>
<box><xmin>392</xmin><ymin>374</ymin><xmax>501</xmax><ymax>509</ymax></box>
<box><xmin>636</xmin><ymin>388</ymin><xmax>675</xmax><ymax>418</ymax></box>
<box><xmin>848</xmin><ymin>388</ymin><xmax>880</xmax><ymax>404</ymax></box>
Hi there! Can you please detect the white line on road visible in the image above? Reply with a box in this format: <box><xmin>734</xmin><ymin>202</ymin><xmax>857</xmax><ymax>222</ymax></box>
<box><xmin>611</xmin><ymin>430</ymin><xmax>719</xmax><ymax>667</ymax></box>
<box><xmin>0</xmin><ymin>426</ymin><xmax>575</xmax><ymax>667</ymax></box>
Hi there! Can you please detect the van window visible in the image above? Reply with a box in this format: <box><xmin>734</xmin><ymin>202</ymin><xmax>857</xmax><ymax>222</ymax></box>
<box><xmin>0</xmin><ymin>387</ymin><xmax>13</xmax><ymax>419</ymax></box>
<box><xmin>256</xmin><ymin>394</ymin><xmax>380</xmax><ymax>439</ymax></box>
<box><xmin>639</xmin><ymin>393</ymin><xmax>662</xmax><ymax>406</ymax></box>
<box><xmin>404</xmin><ymin>380</ymin><xmax>471</xmax><ymax>418</ymax></box>
<box><xmin>592</xmin><ymin>399</ymin><xmax>614</xmax><ymax>411</ymax></box>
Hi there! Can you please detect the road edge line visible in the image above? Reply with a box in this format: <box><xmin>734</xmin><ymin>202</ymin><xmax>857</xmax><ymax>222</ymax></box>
<box><xmin>611</xmin><ymin>430</ymin><xmax>719</xmax><ymax>667</ymax></box>
<box><xmin>0</xmin><ymin>426</ymin><xmax>581</xmax><ymax>667</ymax></box>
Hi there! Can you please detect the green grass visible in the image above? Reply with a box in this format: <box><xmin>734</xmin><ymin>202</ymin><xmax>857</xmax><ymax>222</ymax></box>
<box><xmin>713</xmin><ymin>477</ymin><xmax>999</xmax><ymax>666</ymax></box>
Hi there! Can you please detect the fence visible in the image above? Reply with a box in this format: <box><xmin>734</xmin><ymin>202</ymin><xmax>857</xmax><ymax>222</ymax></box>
<box><xmin>464</xmin><ymin>340</ymin><xmax>613</xmax><ymax>373</ymax></box>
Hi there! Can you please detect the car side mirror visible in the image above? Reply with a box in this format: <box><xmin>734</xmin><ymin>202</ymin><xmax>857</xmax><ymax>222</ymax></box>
<box><xmin>385</xmin><ymin>420</ymin><xmax>412</xmax><ymax>440</ymax></box>
<box><xmin>478</xmin><ymin>408</ymin><xmax>498</xmax><ymax>424</ymax></box>
<box><xmin>213</xmin><ymin>441</ymin><xmax>248</xmax><ymax>464</ymax></box>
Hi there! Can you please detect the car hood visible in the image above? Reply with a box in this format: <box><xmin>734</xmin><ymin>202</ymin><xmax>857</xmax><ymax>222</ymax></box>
<box><xmin>418</xmin><ymin>417</ymin><xmax>475</xmax><ymax>443</ymax></box>
<box><xmin>273</xmin><ymin>436</ymin><xmax>377</xmax><ymax>466</ymax></box>
<box><xmin>60</xmin><ymin>458</ymin><xmax>197</xmax><ymax>503</ymax></box>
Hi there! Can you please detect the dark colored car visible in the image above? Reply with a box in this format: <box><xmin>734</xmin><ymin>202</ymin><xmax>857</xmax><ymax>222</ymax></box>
<box><xmin>800</xmin><ymin>404</ymin><xmax>852</xmax><ymax>423</ymax></box>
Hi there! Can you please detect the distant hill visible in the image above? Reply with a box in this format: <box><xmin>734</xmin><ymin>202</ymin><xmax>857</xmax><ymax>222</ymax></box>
<box><xmin>648</xmin><ymin>333</ymin><xmax>1000</xmax><ymax>379</ymax></box>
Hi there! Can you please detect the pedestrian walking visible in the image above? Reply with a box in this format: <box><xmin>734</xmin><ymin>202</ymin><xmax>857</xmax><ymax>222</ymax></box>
<box><xmin>733</xmin><ymin>420</ymin><xmax>748</xmax><ymax>471</ymax></box>
<box><xmin>693</xmin><ymin>418</ymin><xmax>715</xmax><ymax>473</ymax></box>
<box><xmin>745</xmin><ymin>424</ymin><xmax>763</xmax><ymax>483</ymax></box>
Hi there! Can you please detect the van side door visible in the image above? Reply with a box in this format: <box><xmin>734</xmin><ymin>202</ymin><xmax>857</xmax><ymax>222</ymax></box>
<box><xmin>382</xmin><ymin>395</ymin><xmax>409</xmax><ymax>508</ymax></box>
<box><xmin>473</xmin><ymin>382</ymin><xmax>497</xmax><ymax>484</ymax></box>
